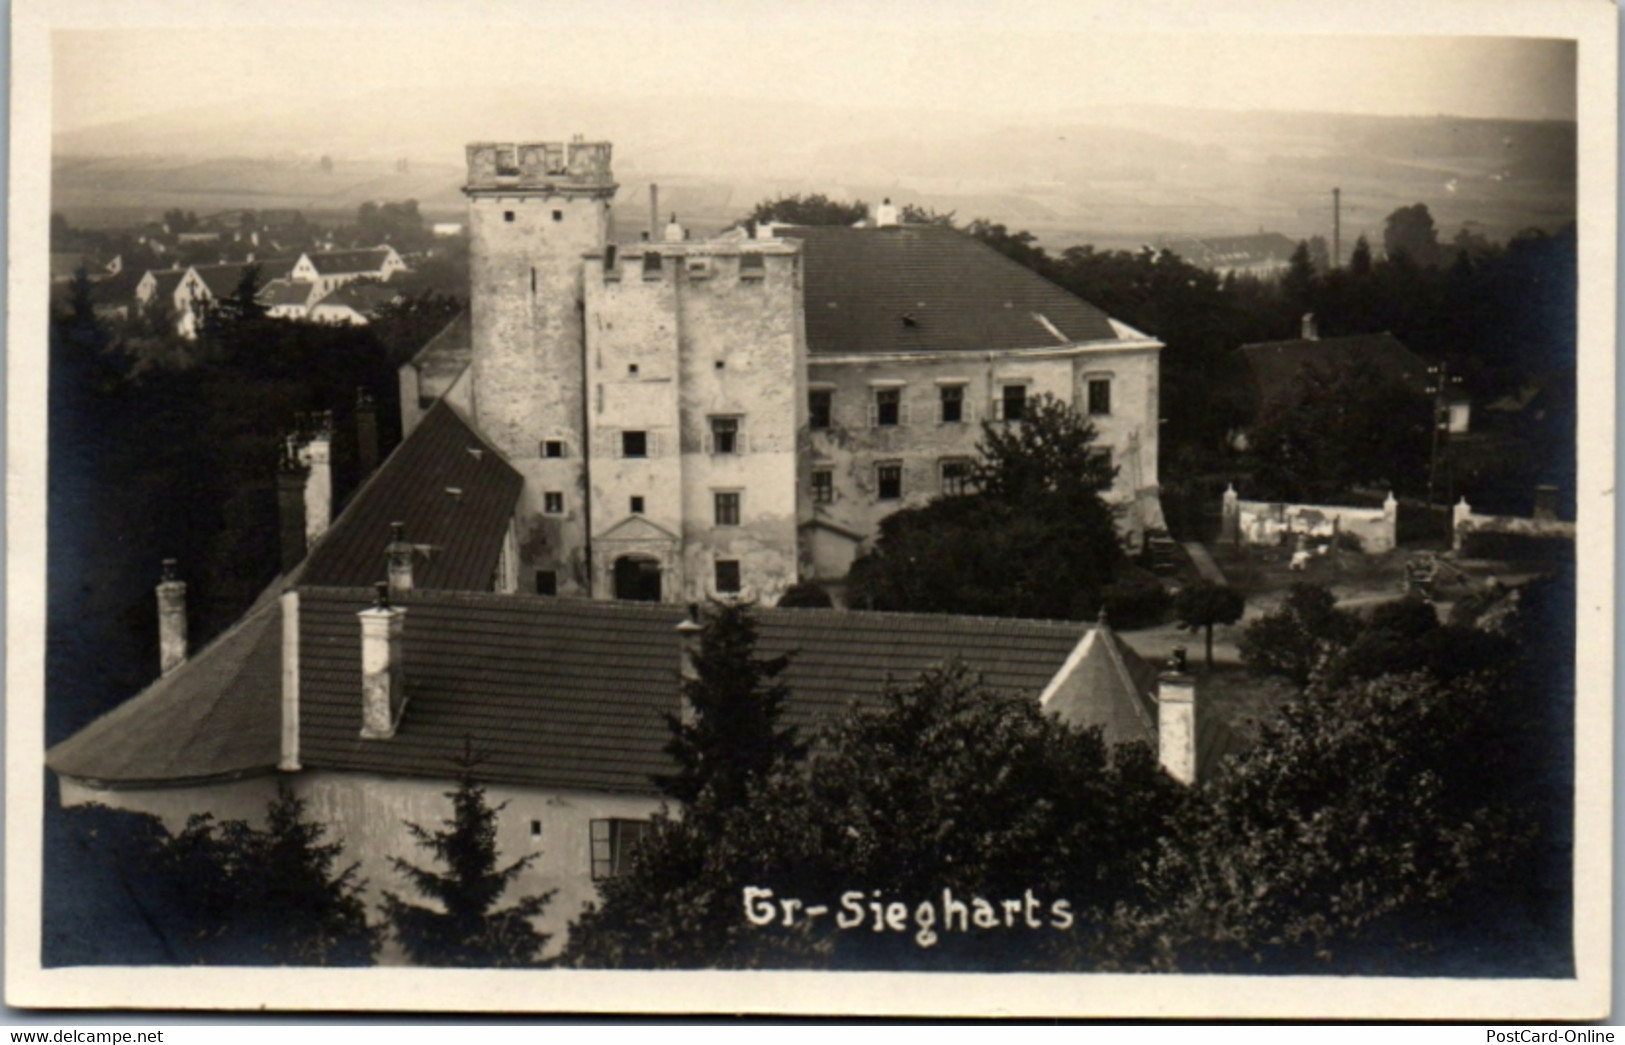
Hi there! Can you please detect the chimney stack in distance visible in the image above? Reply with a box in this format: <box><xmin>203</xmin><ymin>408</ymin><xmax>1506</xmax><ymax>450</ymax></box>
<box><xmin>387</xmin><ymin>521</ymin><xmax>415</xmax><ymax>597</ymax></box>
<box><xmin>649</xmin><ymin>184</ymin><xmax>660</xmax><ymax>243</ymax></box>
<box><xmin>1156</xmin><ymin>647</ymin><xmax>1198</xmax><ymax>786</ymax></box>
<box><xmin>359</xmin><ymin>581</ymin><xmax>407</xmax><ymax>740</ymax></box>
<box><xmin>676</xmin><ymin>605</ymin><xmax>704</xmax><ymax>727</ymax></box>
<box><xmin>299</xmin><ymin>412</ymin><xmax>334</xmax><ymax>547</ymax></box>
<box><xmin>875</xmin><ymin>197</ymin><xmax>899</xmax><ymax>228</ymax></box>
<box><xmin>356</xmin><ymin>387</ymin><xmax>379</xmax><ymax>476</ymax></box>
<box><xmin>1301</xmin><ymin>313</ymin><xmax>1318</xmax><ymax>341</ymax></box>
<box><xmin>663</xmin><ymin>213</ymin><xmax>684</xmax><ymax>243</ymax></box>
<box><xmin>156</xmin><ymin>559</ymin><xmax>188</xmax><ymax>676</ymax></box>
<box><xmin>277</xmin><ymin>438</ymin><xmax>308</xmax><ymax>573</ymax></box>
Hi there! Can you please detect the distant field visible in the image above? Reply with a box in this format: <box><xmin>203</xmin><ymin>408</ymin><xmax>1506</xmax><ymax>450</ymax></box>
<box><xmin>53</xmin><ymin>146</ymin><xmax>1573</xmax><ymax>255</ymax></box>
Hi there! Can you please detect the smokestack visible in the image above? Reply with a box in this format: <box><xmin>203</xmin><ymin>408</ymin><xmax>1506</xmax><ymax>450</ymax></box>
<box><xmin>156</xmin><ymin>559</ymin><xmax>188</xmax><ymax>676</ymax></box>
<box><xmin>1301</xmin><ymin>313</ymin><xmax>1318</xmax><ymax>341</ymax></box>
<box><xmin>299</xmin><ymin>413</ymin><xmax>334</xmax><ymax>547</ymax></box>
<box><xmin>277</xmin><ymin>439</ymin><xmax>308</xmax><ymax>573</ymax></box>
<box><xmin>676</xmin><ymin>605</ymin><xmax>703</xmax><ymax>727</ymax></box>
<box><xmin>359</xmin><ymin>582</ymin><xmax>407</xmax><ymax>739</ymax></box>
<box><xmin>387</xmin><ymin>521</ymin><xmax>414</xmax><ymax>596</ymax></box>
<box><xmin>649</xmin><ymin>184</ymin><xmax>660</xmax><ymax>243</ymax></box>
<box><xmin>1156</xmin><ymin>647</ymin><xmax>1198</xmax><ymax>786</ymax></box>
<box><xmin>356</xmin><ymin>387</ymin><xmax>379</xmax><ymax>476</ymax></box>
<box><xmin>1332</xmin><ymin>187</ymin><xmax>1342</xmax><ymax>270</ymax></box>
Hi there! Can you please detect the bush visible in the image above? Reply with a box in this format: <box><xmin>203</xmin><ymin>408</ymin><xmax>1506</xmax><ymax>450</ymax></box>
<box><xmin>1459</xmin><ymin>531</ymin><xmax>1574</xmax><ymax>564</ymax></box>
<box><xmin>1097</xmin><ymin>567</ymin><xmax>1172</xmax><ymax>629</ymax></box>
<box><xmin>1334</xmin><ymin>530</ymin><xmax>1364</xmax><ymax>553</ymax></box>
<box><xmin>776</xmin><ymin>581</ymin><xmax>834</xmax><ymax>609</ymax></box>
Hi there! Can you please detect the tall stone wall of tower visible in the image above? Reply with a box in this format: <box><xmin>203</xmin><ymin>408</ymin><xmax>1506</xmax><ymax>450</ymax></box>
<box><xmin>465</xmin><ymin>140</ymin><xmax>617</xmax><ymax>595</ymax></box>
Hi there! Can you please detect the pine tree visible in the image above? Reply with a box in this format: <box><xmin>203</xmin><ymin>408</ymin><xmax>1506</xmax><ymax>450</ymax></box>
<box><xmin>656</xmin><ymin>602</ymin><xmax>805</xmax><ymax>813</ymax></box>
<box><xmin>381</xmin><ymin>741</ymin><xmax>554</xmax><ymax>966</ymax></box>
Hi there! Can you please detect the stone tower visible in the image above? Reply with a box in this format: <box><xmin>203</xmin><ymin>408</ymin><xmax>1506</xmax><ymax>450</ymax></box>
<box><xmin>464</xmin><ymin>139</ymin><xmax>617</xmax><ymax>595</ymax></box>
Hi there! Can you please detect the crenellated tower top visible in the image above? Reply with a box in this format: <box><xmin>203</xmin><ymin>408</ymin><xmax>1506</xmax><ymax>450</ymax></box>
<box><xmin>464</xmin><ymin>138</ymin><xmax>615</xmax><ymax>196</ymax></box>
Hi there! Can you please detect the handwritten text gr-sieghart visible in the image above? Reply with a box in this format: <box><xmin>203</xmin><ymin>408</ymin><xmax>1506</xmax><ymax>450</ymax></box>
<box><xmin>743</xmin><ymin>886</ymin><xmax>1074</xmax><ymax>949</ymax></box>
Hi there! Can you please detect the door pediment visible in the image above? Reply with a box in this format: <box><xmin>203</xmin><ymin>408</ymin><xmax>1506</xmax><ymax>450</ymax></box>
<box><xmin>597</xmin><ymin>514</ymin><xmax>680</xmax><ymax>543</ymax></box>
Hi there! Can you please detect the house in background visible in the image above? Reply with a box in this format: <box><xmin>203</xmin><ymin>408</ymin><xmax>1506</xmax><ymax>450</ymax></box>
<box><xmin>258</xmin><ymin>278</ymin><xmax>323</xmax><ymax>320</ymax></box>
<box><xmin>309</xmin><ymin>281</ymin><xmax>403</xmax><ymax>325</ymax></box>
<box><xmin>1159</xmin><ymin>232</ymin><xmax>1299</xmax><ymax>279</ymax></box>
<box><xmin>291</xmin><ymin>246</ymin><xmax>408</xmax><ymax>297</ymax></box>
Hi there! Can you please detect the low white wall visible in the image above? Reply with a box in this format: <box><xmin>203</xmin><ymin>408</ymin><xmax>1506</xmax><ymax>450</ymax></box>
<box><xmin>1221</xmin><ymin>486</ymin><xmax>1396</xmax><ymax>554</ymax></box>
<box><xmin>1452</xmin><ymin>498</ymin><xmax>1576</xmax><ymax>552</ymax></box>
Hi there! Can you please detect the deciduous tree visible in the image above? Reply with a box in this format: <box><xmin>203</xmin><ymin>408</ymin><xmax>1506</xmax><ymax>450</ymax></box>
<box><xmin>1173</xmin><ymin>582</ymin><xmax>1246</xmax><ymax>671</ymax></box>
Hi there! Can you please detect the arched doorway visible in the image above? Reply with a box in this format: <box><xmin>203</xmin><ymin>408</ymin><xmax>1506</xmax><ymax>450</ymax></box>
<box><xmin>612</xmin><ymin>555</ymin><xmax>663</xmax><ymax>602</ymax></box>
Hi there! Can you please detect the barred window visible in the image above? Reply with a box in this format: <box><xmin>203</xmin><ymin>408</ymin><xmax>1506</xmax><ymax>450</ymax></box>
<box><xmin>590</xmin><ymin>819</ymin><xmax>653</xmax><ymax>880</ymax></box>
<box><xmin>812</xmin><ymin>469</ymin><xmax>834</xmax><ymax>504</ymax></box>
<box><xmin>715</xmin><ymin>491</ymin><xmax>741</xmax><ymax>527</ymax></box>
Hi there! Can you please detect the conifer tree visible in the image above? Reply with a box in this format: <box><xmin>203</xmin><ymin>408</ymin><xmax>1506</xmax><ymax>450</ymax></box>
<box><xmin>381</xmin><ymin>741</ymin><xmax>554</xmax><ymax>966</ymax></box>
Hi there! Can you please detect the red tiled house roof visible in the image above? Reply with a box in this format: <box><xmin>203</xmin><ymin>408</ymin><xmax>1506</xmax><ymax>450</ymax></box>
<box><xmin>779</xmin><ymin>224</ymin><xmax>1120</xmax><ymax>355</ymax></box>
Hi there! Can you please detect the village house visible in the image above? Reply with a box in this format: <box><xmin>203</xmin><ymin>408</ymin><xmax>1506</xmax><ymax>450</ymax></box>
<box><xmin>308</xmin><ymin>280</ymin><xmax>403</xmax><ymax>325</ymax></box>
<box><xmin>47</xmin><ymin>401</ymin><xmax>1231</xmax><ymax>955</ymax></box>
<box><xmin>290</xmin><ymin>245</ymin><xmax>408</xmax><ymax>298</ymax></box>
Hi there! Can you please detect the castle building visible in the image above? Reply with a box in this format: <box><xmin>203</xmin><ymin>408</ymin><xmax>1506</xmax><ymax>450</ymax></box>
<box><xmin>436</xmin><ymin>138</ymin><xmax>1165</xmax><ymax>605</ymax></box>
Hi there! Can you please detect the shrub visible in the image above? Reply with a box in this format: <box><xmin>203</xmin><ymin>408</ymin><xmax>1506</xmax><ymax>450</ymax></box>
<box><xmin>1097</xmin><ymin>567</ymin><xmax>1172</xmax><ymax>629</ymax></box>
<box><xmin>776</xmin><ymin>581</ymin><xmax>834</xmax><ymax>609</ymax></box>
<box><xmin>1459</xmin><ymin>531</ymin><xmax>1574</xmax><ymax>564</ymax></box>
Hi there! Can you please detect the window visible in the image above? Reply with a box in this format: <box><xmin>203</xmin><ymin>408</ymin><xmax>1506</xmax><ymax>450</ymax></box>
<box><xmin>710</xmin><ymin>416</ymin><xmax>740</xmax><ymax>454</ymax></box>
<box><xmin>628</xmin><ymin>363</ymin><xmax>639</xmax><ymax>376</ymax></box>
<box><xmin>940</xmin><ymin>384</ymin><xmax>966</xmax><ymax>424</ymax></box>
<box><xmin>503</xmin><ymin>211</ymin><xmax>515</xmax><ymax>223</ymax></box>
<box><xmin>812</xmin><ymin>469</ymin><xmax>834</xmax><ymax>504</ymax></box>
<box><xmin>543</xmin><ymin>439</ymin><xmax>566</xmax><ymax>458</ymax></box>
<box><xmin>552</xmin><ymin>210</ymin><xmax>564</xmax><ymax>222</ymax></box>
<box><xmin>714</xmin><ymin>491</ymin><xmax>741</xmax><ymax>527</ymax></box>
<box><xmin>1001</xmin><ymin>384</ymin><xmax>1028</xmax><ymax>422</ymax></box>
<box><xmin>590</xmin><ymin>818</ymin><xmax>653</xmax><ymax>880</ymax></box>
<box><xmin>715</xmin><ymin>359</ymin><xmax>726</xmax><ymax>370</ymax></box>
<box><xmin>941</xmin><ymin>459</ymin><xmax>974</xmax><ymax>496</ymax></box>
<box><xmin>630</xmin><ymin>496</ymin><xmax>645</xmax><ymax>514</ymax></box>
<box><xmin>530</xmin><ymin>820</ymin><xmax>543</xmax><ymax>838</ymax></box>
<box><xmin>877</xmin><ymin>463</ymin><xmax>903</xmax><ymax>500</ymax></box>
<box><xmin>622</xmin><ymin>431</ymin><xmax>648</xmax><ymax>458</ymax></box>
<box><xmin>1089</xmin><ymin>447</ymin><xmax>1114</xmax><ymax>472</ymax></box>
<box><xmin>874</xmin><ymin>388</ymin><xmax>901</xmax><ymax>427</ymax></box>
<box><xmin>494</xmin><ymin>146</ymin><xmax>519</xmax><ymax>176</ymax></box>
<box><xmin>530</xmin><ymin>268</ymin><xmax>536</xmax><ymax>293</ymax></box>
<box><xmin>1088</xmin><ymin>378</ymin><xmax>1112</xmax><ymax>416</ymax></box>
<box><xmin>642</xmin><ymin>253</ymin><xmax>663</xmax><ymax>279</ymax></box>
<box><xmin>739</xmin><ymin>253</ymin><xmax>765</xmax><ymax>279</ymax></box>
<box><xmin>715</xmin><ymin>559</ymin><xmax>742</xmax><ymax>594</ymax></box>
<box><xmin>544</xmin><ymin>491</ymin><xmax>564</xmax><ymax>514</ymax></box>
<box><xmin>535</xmin><ymin>570</ymin><xmax>557</xmax><ymax>596</ymax></box>
<box><xmin>809</xmin><ymin>390</ymin><xmax>832</xmax><ymax>430</ymax></box>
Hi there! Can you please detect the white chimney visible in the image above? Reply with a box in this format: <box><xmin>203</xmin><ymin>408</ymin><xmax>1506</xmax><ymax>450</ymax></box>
<box><xmin>359</xmin><ymin>582</ymin><xmax>407</xmax><ymax>740</ymax></box>
<box><xmin>663</xmin><ymin>213</ymin><xmax>684</xmax><ymax>243</ymax></box>
<box><xmin>298</xmin><ymin>415</ymin><xmax>333</xmax><ymax>546</ymax></box>
<box><xmin>876</xmin><ymin>197</ymin><xmax>899</xmax><ymax>228</ymax></box>
<box><xmin>387</xmin><ymin>521</ymin><xmax>414</xmax><ymax>596</ymax></box>
<box><xmin>1156</xmin><ymin>647</ymin><xmax>1198</xmax><ymax>786</ymax></box>
<box><xmin>676</xmin><ymin>605</ymin><xmax>703</xmax><ymax>728</ymax></box>
<box><xmin>156</xmin><ymin>559</ymin><xmax>187</xmax><ymax>676</ymax></box>
<box><xmin>1301</xmin><ymin>313</ymin><xmax>1318</xmax><ymax>341</ymax></box>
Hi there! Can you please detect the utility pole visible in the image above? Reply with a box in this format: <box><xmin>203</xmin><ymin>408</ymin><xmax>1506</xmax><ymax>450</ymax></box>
<box><xmin>1332</xmin><ymin>187</ymin><xmax>1342</xmax><ymax>269</ymax></box>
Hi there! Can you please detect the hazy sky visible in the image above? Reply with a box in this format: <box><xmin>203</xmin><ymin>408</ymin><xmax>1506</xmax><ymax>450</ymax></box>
<box><xmin>53</xmin><ymin>3</ymin><xmax>1577</xmax><ymax>135</ymax></box>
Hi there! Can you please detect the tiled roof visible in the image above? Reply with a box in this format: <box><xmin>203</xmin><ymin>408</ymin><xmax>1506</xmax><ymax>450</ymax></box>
<box><xmin>1239</xmin><ymin>332</ymin><xmax>1430</xmax><ymax>404</ymax></box>
<box><xmin>145</xmin><ymin>269</ymin><xmax>190</xmax><ymax>300</ymax></box>
<box><xmin>296</xmin><ymin>590</ymin><xmax>1089</xmax><ymax>793</ymax></box>
<box><xmin>780</xmin><ymin>224</ymin><xmax>1121</xmax><ymax>355</ymax></box>
<box><xmin>1040</xmin><ymin>620</ymin><xmax>1160</xmax><ymax>747</ymax></box>
<box><xmin>189</xmin><ymin>263</ymin><xmax>259</xmax><ymax>298</ymax></box>
<box><xmin>299</xmin><ymin>401</ymin><xmax>522</xmax><ymax>591</ymax></box>
<box><xmin>308</xmin><ymin>248</ymin><xmax>392</xmax><ymax>276</ymax></box>
<box><xmin>46</xmin><ymin>590</ymin><xmax>285</xmax><ymax>786</ymax></box>
<box><xmin>312</xmin><ymin>281</ymin><xmax>401</xmax><ymax>315</ymax></box>
<box><xmin>258</xmin><ymin>278</ymin><xmax>317</xmax><ymax>308</ymax></box>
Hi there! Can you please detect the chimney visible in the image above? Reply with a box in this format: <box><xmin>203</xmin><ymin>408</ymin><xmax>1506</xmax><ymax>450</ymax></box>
<box><xmin>300</xmin><ymin>413</ymin><xmax>334</xmax><ymax>546</ymax></box>
<box><xmin>875</xmin><ymin>197</ymin><xmax>899</xmax><ymax>228</ymax></box>
<box><xmin>356</xmin><ymin>387</ymin><xmax>379</xmax><ymax>476</ymax></box>
<box><xmin>649</xmin><ymin>184</ymin><xmax>660</xmax><ymax>243</ymax></box>
<box><xmin>663</xmin><ymin>213</ymin><xmax>684</xmax><ymax>244</ymax></box>
<box><xmin>359</xmin><ymin>582</ymin><xmax>407</xmax><ymax>739</ymax></box>
<box><xmin>387</xmin><ymin>521</ymin><xmax>414</xmax><ymax>596</ymax></box>
<box><xmin>1301</xmin><ymin>313</ymin><xmax>1318</xmax><ymax>341</ymax></box>
<box><xmin>156</xmin><ymin>559</ymin><xmax>188</xmax><ymax>675</ymax></box>
<box><xmin>676</xmin><ymin>605</ymin><xmax>704</xmax><ymax>727</ymax></box>
<box><xmin>1156</xmin><ymin>647</ymin><xmax>1198</xmax><ymax>786</ymax></box>
<box><xmin>277</xmin><ymin>438</ymin><xmax>308</xmax><ymax>573</ymax></box>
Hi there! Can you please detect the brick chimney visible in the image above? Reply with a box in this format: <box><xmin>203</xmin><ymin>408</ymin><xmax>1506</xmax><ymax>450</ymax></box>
<box><xmin>387</xmin><ymin>521</ymin><xmax>415</xmax><ymax>597</ymax></box>
<box><xmin>1301</xmin><ymin>313</ymin><xmax>1318</xmax><ymax>341</ymax></box>
<box><xmin>156</xmin><ymin>559</ymin><xmax>187</xmax><ymax>676</ymax></box>
<box><xmin>277</xmin><ymin>438</ymin><xmax>308</xmax><ymax>573</ymax></box>
<box><xmin>676</xmin><ymin>604</ymin><xmax>703</xmax><ymax>727</ymax></box>
<box><xmin>359</xmin><ymin>582</ymin><xmax>407</xmax><ymax>739</ymax></box>
<box><xmin>875</xmin><ymin>197</ymin><xmax>899</xmax><ymax>228</ymax></box>
<box><xmin>663</xmin><ymin>213</ymin><xmax>684</xmax><ymax>243</ymax></box>
<box><xmin>1156</xmin><ymin>646</ymin><xmax>1198</xmax><ymax>786</ymax></box>
<box><xmin>356</xmin><ymin>387</ymin><xmax>379</xmax><ymax>476</ymax></box>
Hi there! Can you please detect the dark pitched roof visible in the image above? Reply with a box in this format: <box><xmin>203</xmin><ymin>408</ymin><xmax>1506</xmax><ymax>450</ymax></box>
<box><xmin>189</xmin><ymin>263</ymin><xmax>258</xmax><ymax>298</ymax></box>
<box><xmin>46</xmin><ymin>590</ymin><xmax>285</xmax><ymax>786</ymax></box>
<box><xmin>308</xmin><ymin>248</ymin><xmax>392</xmax><ymax>276</ymax></box>
<box><xmin>296</xmin><ymin>590</ymin><xmax>1089</xmax><ymax>793</ymax></box>
<box><xmin>299</xmin><ymin>401</ymin><xmax>522</xmax><ymax>591</ymax></box>
<box><xmin>1238</xmin><ymin>332</ymin><xmax>1430</xmax><ymax>404</ymax></box>
<box><xmin>1040</xmin><ymin>619</ymin><xmax>1160</xmax><ymax>747</ymax></box>
<box><xmin>258</xmin><ymin>278</ymin><xmax>317</xmax><ymax>307</ymax></box>
<box><xmin>779</xmin><ymin>224</ymin><xmax>1120</xmax><ymax>355</ymax></box>
<box><xmin>313</xmin><ymin>281</ymin><xmax>401</xmax><ymax>315</ymax></box>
